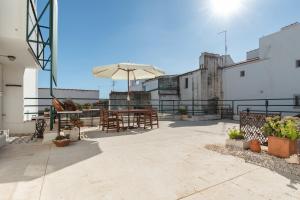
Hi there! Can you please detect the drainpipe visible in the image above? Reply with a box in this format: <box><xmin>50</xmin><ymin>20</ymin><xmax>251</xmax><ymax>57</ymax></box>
<box><xmin>0</xmin><ymin>64</ymin><xmax>3</xmax><ymax>129</ymax></box>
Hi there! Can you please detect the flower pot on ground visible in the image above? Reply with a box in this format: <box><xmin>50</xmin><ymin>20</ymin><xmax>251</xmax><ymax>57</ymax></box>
<box><xmin>249</xmin><ymin>139</ymin><xmax>261</xmax><ymax>153</ymax></box>
<box><xmin>268</xmin><ymin>136</ymin><xmax>296</xmax><ymax>158</ymax></box>
<box><xmin>43</xmin><ymin>108</ymin><xmax>50</xmax><ymax>117</ymax></box>
<box><xmin>225</xmin><ymin>127</ymin><xmax>249</xmax><ymax>150</ymax></box>
<box><xmin>82</xmin><ymin>103</ymin><xmax>92</xmax><ymax>110</ymax></box>
<box><xmin>262</xmin><ymin>116</ymin><xmax>300</xmax><ymax>158</ymax></box>
<box><xmin>178</xmin><ymin>107</ymin><xmax>188</xmax><ymax>120</ymax></box>
<box><xmin>53</xmin><ymin>135</ymin><xmax>70</xmax><ymax>147</ymax></box>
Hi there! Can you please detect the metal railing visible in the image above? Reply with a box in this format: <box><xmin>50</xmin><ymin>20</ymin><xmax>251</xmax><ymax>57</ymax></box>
<box><xmin>24</xmin><ymin>97</ymin><xmax>300</xmax><ymax>129</ymax></box>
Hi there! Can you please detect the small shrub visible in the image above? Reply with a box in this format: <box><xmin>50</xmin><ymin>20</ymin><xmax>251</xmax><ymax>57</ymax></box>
<box><xmin>262</xmin><ymin>116</ymin><xmax>281</xmax><ymax>138</ymax></box>
<box><xmin>280</xmin><ymin>117</ymin><xmax>300</xmax><ymax>140</ymax></box>
<box><xmin>228</xmin><ymin>127</ymin><xmax>244</xmax><ymax>140</ymax></box>
<box><xmin>55</xmin><ymin>135</ymin><xmax>68</xmax><ymax>140</ymax></box>
<box><xmin>178</xmin><ymin>107</ymin><xmax>187</xmax><ymax>115</ymax></box>
<box><xmin>262</xmin><ymin>116</ymin><xmax>300</xmax><ymax>141</ymax></box>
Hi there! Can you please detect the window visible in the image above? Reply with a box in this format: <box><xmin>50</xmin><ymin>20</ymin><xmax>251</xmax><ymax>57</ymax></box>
<box><xmin>185</xmin><ymin>78</ymin><xmax>188</xmax><ymax>88</ymax></box>
<box><xmin>296</xmin><ymin>60</ymin><xmax>300</xmax><ymax>68</ymax></box>
<box><xmin>240</xmin><ymin>70</ymin><xmax>245</xmax><ymax>77</ymax></box>
<box><xmin>294</xmin><ymin>95</ymin><xmax>300</xmax><ymax>107</ymax></box>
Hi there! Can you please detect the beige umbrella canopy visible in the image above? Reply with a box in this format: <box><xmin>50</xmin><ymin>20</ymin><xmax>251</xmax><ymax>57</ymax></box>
<box><xmin>92</xmin><ymin>63</ymin><xmax>165</xmax><ymax>101</ymax></box>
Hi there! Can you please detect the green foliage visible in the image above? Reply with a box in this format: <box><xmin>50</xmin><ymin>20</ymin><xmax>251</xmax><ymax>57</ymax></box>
<box><xmin>55</xmin><ymin>135</ymin><xmax>68</xmax><ymax>140</ymax></box>
<box><xmin>228</xmin><ymin>127</ymin><xmax>244</xmax><ymax>140</ymax></box>
<box><xmin>44</xmin><ymin>107</ymin><xmax>50</xmax><ymax>112</ymax></box>
<box><xmin>178</xmin><ymin>107</ymin><xmax>187</xmax><ymax>115</ymax></box>
<box><xmin>280</xmin><ymin>117</ymin><xmax>300</xmax><ymax>140</ymax></box>
<box><xmin>82</xmin><ymin>103</ymin><xmax>92</xmax><ymax>109</ymax></box>
<box><xmin>262</xmin><ymin>116</ymin><xmax>281</xmax><ymax>137</ymax></box>
<box><xmin>262</xmin><ymin>116</ymin><xmax>300</xmax><ymax>141</ymax></box>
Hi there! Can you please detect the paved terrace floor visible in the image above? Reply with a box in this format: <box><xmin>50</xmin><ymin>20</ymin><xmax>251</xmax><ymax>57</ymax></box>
<box><xmin>0</xmin><ymin>120</ymin><xmax>299</xmax><ymax>200</ymax></box>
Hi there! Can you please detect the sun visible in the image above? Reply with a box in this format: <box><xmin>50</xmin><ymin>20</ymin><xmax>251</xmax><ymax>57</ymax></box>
<box><xmin>209</xmin><ymin>0</ymin><xmax>243</xmax><ymax>18</ymax></box>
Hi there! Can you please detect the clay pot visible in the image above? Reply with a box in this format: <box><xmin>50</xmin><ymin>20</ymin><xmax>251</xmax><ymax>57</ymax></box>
<box><xmin>53</xmin><ymin>139</ymin><xmax>71</xmax><ymax>147</ymax></box>
<box><xmin>249</xmin><ymin>139</ymin><xmax>261</xmax><ymax>153</ymax></box>
<box><xmin>268</xmin><ymin>136</ymin><xmax>296</xmax><ymax>158</ymax></box>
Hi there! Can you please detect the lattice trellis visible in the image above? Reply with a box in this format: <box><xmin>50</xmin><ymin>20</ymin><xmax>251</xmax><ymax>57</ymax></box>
<box><xmin>240</xmin><ymin>112</ymin><xmax>280</xmax><ymax>144</ymax></box>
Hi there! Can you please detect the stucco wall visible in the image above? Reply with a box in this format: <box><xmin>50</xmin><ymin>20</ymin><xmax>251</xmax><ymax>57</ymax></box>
<box><xmin>223</xmin><ymin>23</ymin><xmax>300</xmax><ymax>114</ymax></box>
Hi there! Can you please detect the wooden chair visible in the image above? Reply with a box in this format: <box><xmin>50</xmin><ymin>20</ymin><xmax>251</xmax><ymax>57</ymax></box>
<box><xmin>100</xmin><ymin>110</ymin><xmax>124</xmax><ymax>132</ymax></box>
<box><xmin>138</xmin><ymin>108</ymin><xmax>159</xmax><ymax>129</ymax></box>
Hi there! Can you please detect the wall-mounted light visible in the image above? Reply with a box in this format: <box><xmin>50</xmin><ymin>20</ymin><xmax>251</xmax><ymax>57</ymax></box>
<box><xmin>0</xmin><ymin>55</ymin><xmax>16</xmax><ymax>61</ymax></box>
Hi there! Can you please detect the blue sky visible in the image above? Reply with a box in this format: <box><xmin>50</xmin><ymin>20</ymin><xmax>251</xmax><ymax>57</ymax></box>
<box><xmin>38</xmin><ymin>0</ymin><xmax>300</xmax><ymax>98</ymax></box>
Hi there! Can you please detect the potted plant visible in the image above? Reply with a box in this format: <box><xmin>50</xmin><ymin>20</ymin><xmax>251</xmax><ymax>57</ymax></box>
<box><xmin>225</xmin><ymin>127</ymin><xmax>249</xmax><ymax>150</ymax></box>
<box><xmin>43</xmin><ymin>108</ymin><xmax>50</xmax><ymax>117</ymax></box>
<box><xmin>52</xmin><ymin>135</ymin><xmax>71</xmax><ymax>147</ymax></box>
<box><xmin>263</xmin><ymin>116</ymin><xmax>300</xmax><ymax>158</ymax></box>
<box><xmin>249</xmin><ymin>139</ymin><xmax>261</xmax><ymax>153</ymax></box>
<box><xmin>82</xmin><ymin>103</ymin><xmax>92</xmax><ymax>110</ymax></box>
<box><xmin>178</xmin><ymin>107</ymin><xmax>188</xmax><ymax>120</ymax></box>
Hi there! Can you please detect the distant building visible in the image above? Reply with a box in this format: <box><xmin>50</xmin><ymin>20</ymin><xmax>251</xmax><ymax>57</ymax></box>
<box><xmin>109</xmin><ymin>91</ymin><xmax>150</xmax><ymax>110</ymax></box>
<box><xmin>223</xmin><ymin>22</ymin><xmax>300</xmax><ymax>114</ymax></box>
<box><xmin>130</xmin><ymin>76</ymin><xmax>179</xmax><ymax>112</ymax></box>
<box><xmin>130</xmin><ymin>22</ymin><xmax>300</xmax><ymax>115</ymax></box>
<box><xmin>38</xmin><ymin>88</ymin><xmax>99</xmax><ymax>112</ymax></box>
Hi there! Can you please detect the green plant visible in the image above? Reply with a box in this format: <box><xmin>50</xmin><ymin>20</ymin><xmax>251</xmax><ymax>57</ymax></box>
<box><xmin>178</xmin><ymin>107</ymin><xmax>187</xmax><ymax>115</ymax></box>
<box><xmin>262</xmin><ymin>116</ymin><xmax>300</xmax><ymax>140</ymax></box>
<box><xmin>262</xmin><ymin>116</ymin><xmax>281</xmax><ymax>137</ymax></box>
<box><xmin>280</xmin><ymin>117</ymin><xmax>300</xmax><ymax>140</ymax></box>
<box><xmin>228</xmin><ymin>127</ymin><xmax>245</xmax><ymax>140</ymax></box>
<box><xmin>44</xmin><ymin>107</ymin><xmax>50</xmax><ymax>112</ymax></box>
<box><xmin>54</xmin><ymin>135</ymin><xmax>69</xmax><ymax>140</ymax></box>
<box><xmin>82</xmin><ymin>103</ymin><xmax>92</xmax><ymax>109</ymax></box>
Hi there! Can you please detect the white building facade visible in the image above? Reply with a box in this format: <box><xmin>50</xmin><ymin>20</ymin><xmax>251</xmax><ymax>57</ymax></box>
<box><xmin>223</xmin><ymin>22</ymin><xmax>300</xmax><ymax>115</ymax></box>
<box><xmin>0</xmin><ymin>0</ymin><xmax>57</xmax><ymax>134</ymax></box>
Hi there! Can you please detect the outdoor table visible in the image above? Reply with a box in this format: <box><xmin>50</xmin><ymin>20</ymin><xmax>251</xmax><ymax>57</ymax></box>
<box><xmin>31</xmin><ymin>116</ymin><xmax>48</xmax><ymax>139</ymax></box>
<box><xmin>57</xmin><ymin>111</ymin><xmax>83</xmax><ymax>140</ymax></box>
<box><xmin>109</xmin><ymin>109</ymin><xmax>151</xmax><ymax>128</ymax></box>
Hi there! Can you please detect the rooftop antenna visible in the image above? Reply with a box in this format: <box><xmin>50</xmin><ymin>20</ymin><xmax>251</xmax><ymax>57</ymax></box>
<box><xmin>112</xmin><ymin>80</ymin><xmax>115</xmax><ymax>91</ymax></box>
<box><xmin>218</xmin><ymin>30</ymin><xmax>228</xmax><ymax>67</ymax></box>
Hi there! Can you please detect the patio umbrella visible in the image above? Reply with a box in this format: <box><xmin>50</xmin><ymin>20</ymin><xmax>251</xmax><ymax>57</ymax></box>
<box><xmin>92</xmin><ymin>63</ymin><xmax>165</xmax><ymax>101</ymax></box>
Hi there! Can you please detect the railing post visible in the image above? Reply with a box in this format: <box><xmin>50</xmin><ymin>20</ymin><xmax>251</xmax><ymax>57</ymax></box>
<box><xmin>50</xmin><ymin>106</ymin><xmax>54</xmax><ymax>130</ymax></box>
<box><xmin>192</xmin><ymin>99</ymin><xmax>194</xmax><ymax>115</ymax></box>
<box><xmin>265</xmin><ymin>100</ymin><xmax>269</xmax><ymax>116</ymax></box>
<box><xmin>173</xmin><ymin>100</ymin><xmax>175</xmax><ymax>114</ymax></box>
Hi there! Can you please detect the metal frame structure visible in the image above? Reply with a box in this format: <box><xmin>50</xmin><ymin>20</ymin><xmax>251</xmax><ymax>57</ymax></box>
<box><xmin>26</xmin><ymin>0</ymin><xmax>57</xmax><ymax>90</ymax></box>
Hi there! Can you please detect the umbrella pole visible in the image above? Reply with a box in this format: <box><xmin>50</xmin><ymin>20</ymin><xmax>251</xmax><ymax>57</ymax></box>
<box><xmin>127</xmin><ymin>70</ymin><xmax>130</xmax><ymax>128</ymax></box>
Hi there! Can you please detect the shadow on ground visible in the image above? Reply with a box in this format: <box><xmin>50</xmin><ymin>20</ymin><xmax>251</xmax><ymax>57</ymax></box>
<box><xmin>0</xmin><ymin>139</ymin><xmax>102</xmax><ymax>184</ymax></box>
<box><xmin>168</xmin><ymin>119</ymin><xmax>238</xmax><ymax>128</ymax></box>
<box><xmin>81</xmin><ymin>127</ymin><xmax>153</xmax><ymax>139</ymax></box>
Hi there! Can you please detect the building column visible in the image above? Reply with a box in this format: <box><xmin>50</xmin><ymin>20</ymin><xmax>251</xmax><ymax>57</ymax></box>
<box><xmin>0</xmin><ymin>64</ymin><xmax>3</xmax><ymax>130</ymax></box>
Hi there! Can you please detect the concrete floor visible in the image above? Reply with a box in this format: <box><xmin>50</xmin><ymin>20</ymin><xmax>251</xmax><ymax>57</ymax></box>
<box><xmin>0</xmin><ymin>120</ymin><xmax>299</xmax><ymax>200</ymax></box>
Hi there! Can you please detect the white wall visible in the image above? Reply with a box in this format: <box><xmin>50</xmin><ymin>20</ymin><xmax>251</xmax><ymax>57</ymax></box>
<box><xmin>24</xmin><ymin>68</ymin><xmax>38</xmax><ymax>120</ymax></box>
<box><xmin>223</xmin><ymin>23</ymin><xmax>300</xmax><ymax>115</ymax></box>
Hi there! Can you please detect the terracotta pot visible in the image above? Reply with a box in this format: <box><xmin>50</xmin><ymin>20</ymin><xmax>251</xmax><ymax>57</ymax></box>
<box><xmin>268</xmin><ymin>136</ymin><xmax>296</xmax><ymax>158</ymax></box>
<box><xmin>180</xmin><ymin>115</ymin><xmax>188</xmax><ymax>120</ymax></box>
<box><xmin>44</xmin><ymin>112</ymin><xmax>50</xmax><ymax>117</ymax></box>
<box><xmin>249</xmin><ymin>139</ymin><xmax>261</xmax><ymax>153</ymax></box>
<box><xmin>53</xmin><ymin>139</ymin><xmax>71</xmax><ymax>147</ymax></box>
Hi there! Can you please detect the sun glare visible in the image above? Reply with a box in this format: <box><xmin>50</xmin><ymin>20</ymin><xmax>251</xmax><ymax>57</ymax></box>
<box><xmin>210</xmin><ymin>0</ymin><xmax>243</xmax><ymax>18</ymax></box>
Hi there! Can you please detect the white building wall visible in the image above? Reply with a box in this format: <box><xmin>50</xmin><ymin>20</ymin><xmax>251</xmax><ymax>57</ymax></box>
<box><xmin>24</xmin><ymin>68</ymin><xmax>38</xmax><ymax>121</ymax></box>
<box><xmin>223</xmin><ymin>23</ymin><xmax>300</xmax><ymax>115</ymax></box>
